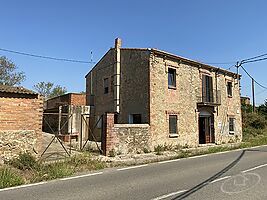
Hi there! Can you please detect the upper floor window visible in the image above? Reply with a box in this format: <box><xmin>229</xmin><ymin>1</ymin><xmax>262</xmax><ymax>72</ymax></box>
<box><xmin>104</xmin><ymin>78</ymin><xmax>109</xmax><ymax>94</ymax></box>
<box><xmin>169</xmin><ymin>115</ymin><xmax>178</xmax><ymax>137</ymax></box>
<box><xmin>229</xmin><ymin>117</ymin><xmax>235</xmax><ymax>134</ymax></box>
<box><xmin>227</xmin><ymin>82</ymin><xmax>233</xmax><ymax>97</ymax></box>
<box><xmin>168</xmin><ymin>68</ymin><xmax>176</xmax><ymax>89</ymax></box>
<box><xmin>202</xmin><ymin>75</ymin><xmax>213</xmax><ymax>102</ymax></box>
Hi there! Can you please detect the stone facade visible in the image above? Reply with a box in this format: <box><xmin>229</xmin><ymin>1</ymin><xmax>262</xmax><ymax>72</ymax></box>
<box><xmin>102</xmin><ymin>113</ymin><xmax>151</xmax><ymax>155</ymax></box>
<box><xmin>0</xmin><ymin>87</ymin><xmax>43</xmax><ymax>161</ymax></box>
<box><xmin>85</xmin><ymin>39</ymin><xmax>242</xmax><ymax>155</ymax></box>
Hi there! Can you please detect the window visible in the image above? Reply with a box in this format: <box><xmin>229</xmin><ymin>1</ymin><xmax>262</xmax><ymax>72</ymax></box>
<box><xmin>227</xmin><ymin>82</ymin><xmax>233</xmax><ymax>97</ymax></box>
<box><xmin>169</xmin><ymin>115</ymin><xmax>178</xmax><ymax>136</ymax></box>
<box><xmin>202</xmin><ymin>75</ymin><xmax>213</xmax><ymax>102</ymax></box>
<box><xmin>168</xmin><ymin>68</ymin><xmax>176</xmax><ymax>88</ymax></box>
<box><xmin>104</xmin><ymin>78</ymin><xmax>109</xmax><ymax>94</ymax></box>
<box><xmin>229</xmin><ymin>118</ymin><xmax>235</xmax><ymax>134</ymax></box>
<box><xmin>128</xmin><ymin>114</ymin><xmax>142</xmax><ymax>124</ymax></box>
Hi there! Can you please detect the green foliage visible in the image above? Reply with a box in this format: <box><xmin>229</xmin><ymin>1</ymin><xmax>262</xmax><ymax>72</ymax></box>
<box><xmin>39</xmin><ymin>162</ymin><xmax>74</xmax><ymax>180</ymax></box>
<box><xmin>0</xmin><ymin>167</ymin><xmax>24</xmax><ymax>189</ymax></box>
<box><xmin>108</xmin><ymin>149</ymin><xmax>116</xmax><ymax>157</ymax></box>
<box><xmin>143</xmin><ymin>147</ymin><xmax>150</xmax><ymax>154</ymax></box>
<box><xmin>0</xmin><ymin>56</ymin><xmax>26</xmax><ymax>86</ymax></box>
<box><xmin>154</xmin><ymin>144</ymin><xmax>164</xmax><ymax>155</ymax></box>
<box><xmin>7</xmin><ymin>152</ymin><xmax>40</xmax><ymax>170</ymax></box>
<box><xmin>66</xmin><ymin>154</ymin><xmax>106</xmax><ymax>171</ymax></box>
<box><xmin>243</xmin><ymin>112</ymin><xmax>266</xmax><ymax>130</ymax></box>
<box><xmin>258</xmin><ymin>100</ymin><xmax>267</xmax><ymax>117</ymax></box>
<box><xmin>33</xmin><ymin>81</ymin><xmax>67</xmax><ymax>99</ymax></box>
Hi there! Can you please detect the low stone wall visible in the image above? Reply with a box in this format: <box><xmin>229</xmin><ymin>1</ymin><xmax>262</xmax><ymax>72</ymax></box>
<box><xmin>0</xmin><ymin>130</ymin><xmax>38</xmax><ymax>161</ymax></box>
<box><xmin>102</xmin><ymin>113</ymin><xmax>151</xmax><ymax>155</ymax></box>
<box><xmin>113</xmin><ymin>124</ymin><xmax>151</xmax><ymax>154</ymax></box>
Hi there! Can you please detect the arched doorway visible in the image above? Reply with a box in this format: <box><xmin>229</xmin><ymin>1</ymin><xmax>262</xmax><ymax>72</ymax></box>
<box><xmin>199</xmin><ymin>109</ymin><xmax>215</xmax><ymax>144</ymax></box>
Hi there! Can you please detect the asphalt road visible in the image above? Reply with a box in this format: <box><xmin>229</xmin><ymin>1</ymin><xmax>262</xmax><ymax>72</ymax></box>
<box><xmin>1</xmin><ymin>145</ymin><xmax>267</xmax><ymax>200</ymax></box>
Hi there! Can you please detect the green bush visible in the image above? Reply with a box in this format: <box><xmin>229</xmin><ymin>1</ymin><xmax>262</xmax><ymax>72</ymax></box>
<box><xmin>0</xmin><ymin>167</ymin><xmax>24</xmax><ymax>189</ymax></box>
<box><xmin>154</xmin><ymin>144</ymin><xmax>164</xmax><ymax>155</ymax></box>
<box><xmin>243</xmin><ymin>112</ymin><xmax>266</xmax><ymax>129</ymax></box>
<box><xmin>7</xmin><ymin>152</ymin><xmax>39</xmax><ymax>170</ymax></box>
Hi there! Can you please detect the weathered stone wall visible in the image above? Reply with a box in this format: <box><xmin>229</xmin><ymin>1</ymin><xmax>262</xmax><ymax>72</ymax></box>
<box><xmin>86</xmin><ymin>49</ymin><xmax>115</xmax><ymax>141</ymax></box>
<box><xmin>102</xmin><ymin>113</ymin><xmax>151</xmax><ymax>155</ymax></box>
<box><xmin>119</xmin><ymin>49</ymin><xmax>150</xmax><ymax>123</ymax></box>
<box><xmin>0</xmin><ymin>130</ymin><xmax>37</xmax><ymax>161</ymax></box>
<box><xmin>149</xmin><ymin>52</ymin><xmax>242</xmax><ymax>148</ymax></box>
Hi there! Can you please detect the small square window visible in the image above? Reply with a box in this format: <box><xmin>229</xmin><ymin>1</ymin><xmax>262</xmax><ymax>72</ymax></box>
<box><xmin>227</xmin><ymin>82</ymin><xmax>233</xmax><ymax>97</ymax></box>
<box><xmin>169</xmin><ymin>115</ymin><xmax>178</xmax><ymax>136</ymax></box>
<box><xmin>168</xmin><ymin>68</ymin><xmax>176</xmax><ymax>88</ymax></box>
<box><xmin>129</xmin><ymin>114</ymin><xmax>142</xmax><ymax>124</ymax></box>
<box><xmin>229</xmin><ymin>117</ymin><xmax>235</xmax><ymax>134</ymax></box>
<box><xmin>104</xmin><ymin>78</ymin><xmax>109</xmax><ymax>94</ymax></box>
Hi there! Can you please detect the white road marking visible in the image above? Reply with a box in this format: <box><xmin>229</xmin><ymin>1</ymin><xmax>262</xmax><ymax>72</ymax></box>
<box><xmin>242</xmin><ymin>163</ymin><xmax>267</xmax><ymax>173</ymax></box>
<box><xmin>210</xmin><ymin>176</ymin><xmax>231</xmax><ymax>184</ymax></box>
<box><xmin>151</xmin><ymin>190</ymin><xmax>187</xmax><ymax>200</ymax></box>
<box><xmin>117</xmin><ymin>164</ymin><xmax>148</xmax><ymax>171</ymax></box>
<box><xmin>159</xmin><ymin>159</ymin><xmax>181</xmax><ymax>164</ymax></box>
<box><xmin>0</xmin><ymin>182</ymin><xmax>47</xmax><ymax>192</ymax></box>
<box><xmin>60</xmin><ymin>172</ymin><xmax>103</xmax><ymax>181</ymax></box>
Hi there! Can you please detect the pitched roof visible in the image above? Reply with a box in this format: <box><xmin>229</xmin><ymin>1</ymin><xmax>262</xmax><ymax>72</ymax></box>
<box><xmin>0</xmin><ymin>85</ymin><xmax>37</xmax><ymax>95</ymax></box>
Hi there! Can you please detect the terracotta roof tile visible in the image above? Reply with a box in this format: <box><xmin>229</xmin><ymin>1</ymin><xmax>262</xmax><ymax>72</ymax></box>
<box><xmin>0</xmin><ymin>85</ymin><xmax>37</xmax><ymax>95</ymax></box>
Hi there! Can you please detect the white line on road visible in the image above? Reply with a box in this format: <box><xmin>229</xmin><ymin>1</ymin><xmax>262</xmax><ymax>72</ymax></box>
<box><xmin>242</xmin><ymin>163</ymin><xmax>267</xmax><ymax>173</ymax></box>
<box><xmin>159</xmin><ymin>159</ymin><xmax>181</xmax><ymax>164</ymax></box>
<box><xmin>151</xmin><ymin>190</ymin><xmax>187</xmax><ymax>200</ymax></box>
<box><xmin>0</xmin><ymin>182</ymin><xmax>47</xmax><ymax>192</ymax></box>
<box><xmin>117</xmin><ymin>164</ymin><xmax>148</xmax><ymax>171</ymax></box>
<box><xmin>60</xmin><ymin>172</ymin><xmax>103</xmax><ymax>181</ymax></box>
<box><xmin>210</xmin><ymin>176</ymin><xmax>231</xmax><ymax>184</ymax></box>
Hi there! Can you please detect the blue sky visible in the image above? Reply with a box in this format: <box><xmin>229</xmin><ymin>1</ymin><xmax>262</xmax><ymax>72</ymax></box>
<box><xmin>0</xmin><ymin>0</ymin><xmax>266</xmax><ymax>104</ymax></box>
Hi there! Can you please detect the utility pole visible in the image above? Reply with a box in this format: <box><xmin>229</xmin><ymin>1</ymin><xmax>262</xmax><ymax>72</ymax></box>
<box><xmin>252</xmin><ymin>78</ymin><xmax>255</xmax><ymax>112</ymax></box>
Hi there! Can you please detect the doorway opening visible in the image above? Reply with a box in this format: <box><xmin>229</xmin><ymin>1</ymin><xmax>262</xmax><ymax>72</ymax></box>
<box><xmin>199</xmin><ymin>110</ymin><xmax>215</xmax><ymax>144</ymax></box>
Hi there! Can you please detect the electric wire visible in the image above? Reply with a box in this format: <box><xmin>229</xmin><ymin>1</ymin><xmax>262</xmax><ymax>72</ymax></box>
<box><xmin>0</xmin><ymin>47</ymin><xmax>94</xmax><ymax>64</ymax></box>
<box><xmin>240</xmin><ymin>65</ymin><xmax>267</xmax><ymax>90</ymax></box>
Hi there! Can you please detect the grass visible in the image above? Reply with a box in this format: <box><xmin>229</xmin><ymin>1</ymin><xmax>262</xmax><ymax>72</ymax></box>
<box><xmin>1</xmin><ymin>152</ymin><xmax>107</xmax><ymax>188</ymax></box>
<box><xmin>0</xmin><ymin>167</ymin><xmax>24</xmax><ymax>189</ymax></box>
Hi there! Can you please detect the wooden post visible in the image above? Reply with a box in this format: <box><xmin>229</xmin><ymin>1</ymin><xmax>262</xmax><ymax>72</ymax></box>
<box><xmin>252</xmin><ymin>78</ymin><xmax>255</xmax><ymax>112</ymax></box>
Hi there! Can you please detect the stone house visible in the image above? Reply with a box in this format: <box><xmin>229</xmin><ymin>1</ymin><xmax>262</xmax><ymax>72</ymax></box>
<box><xmin>85</xmin><ymin>38</ymin><xmax>242</xmax><ymax>154</ymax></box>
<box><xmin>0</xmin><ymin>85</ymin><xmax>43</xmax><ymax>160</ymax></box>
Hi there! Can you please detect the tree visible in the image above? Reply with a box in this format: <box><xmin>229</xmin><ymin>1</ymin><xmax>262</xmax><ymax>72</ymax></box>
<box><xmin>258</xmin><ymin>99</ymin><xmax>267</xmax><ymax>117</ymax></box>
<box><xmin>0</xmin><ymin>56</ymin><xmax>26</xmax><ymax>86</ymax></box>
<box><xmin>33</xmin><ymin>81</ymin><xmax>67</xmax><ymax>99</ymax></box>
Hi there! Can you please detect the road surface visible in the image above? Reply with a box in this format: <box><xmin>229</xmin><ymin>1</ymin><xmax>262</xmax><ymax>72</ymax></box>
<box><xmin>1</xmin><ymin>145</ymin><xmax>267</xmax><ymax>200</ymax></box>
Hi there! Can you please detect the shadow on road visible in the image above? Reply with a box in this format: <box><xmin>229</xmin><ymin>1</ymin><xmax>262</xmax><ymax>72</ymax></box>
<box><xmin>172</xmin><ymin>150</ymin><xmax>246</xmax><ymax>200</ymax></box>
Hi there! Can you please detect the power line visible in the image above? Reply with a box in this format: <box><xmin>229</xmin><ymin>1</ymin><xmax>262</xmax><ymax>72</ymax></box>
<box><xmin>241</xmin><ymin>53</ymin><xmax>267</xmax><ymax>62</ymax></box>
<box><xmin>240</xmin><ymin>65</ymin><xmax>267</xmax><ymax>90</ymax></box>
<box><xmin>241</xmin><ymin>57</ymin><xmax>267</xmax><ymax>64</ymax></box>
<box><xmin>205</xmin><ymin>61</ymin><xmax>236</xmax><ymax>65</ymax></box>
<box><xmin>0</xmin><ymin>47</ymin><xmax>95</xmax><ymax>64</ymax></box>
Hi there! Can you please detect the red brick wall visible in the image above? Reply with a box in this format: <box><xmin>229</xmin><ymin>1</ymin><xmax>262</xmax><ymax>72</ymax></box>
<box><xmin>102</xmin><ymin>113</ymin><xmax>118</xmax><ymax>155</ymax></box>
<box><xmin>70</xmin><ymin>94</ymin><xmax>86</xmax><ymax>106</ymax></box>
<box><xmin>0</xmin><ymin>95</ymin><xmax>43</xmax><ymax>133</ymax></box>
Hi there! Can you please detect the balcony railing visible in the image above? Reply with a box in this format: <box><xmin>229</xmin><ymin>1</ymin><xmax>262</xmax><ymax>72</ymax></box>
<box><xmin>197</xmin><ymin>90</ymin><xmax>221</xmax><ymax>106</ymax></box>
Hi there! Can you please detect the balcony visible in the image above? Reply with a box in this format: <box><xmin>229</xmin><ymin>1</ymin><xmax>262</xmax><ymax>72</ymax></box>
<box><xmin>197</xmin><ymin>90</ymin><xmax>221</xmax><ymax>106</ymax></box>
